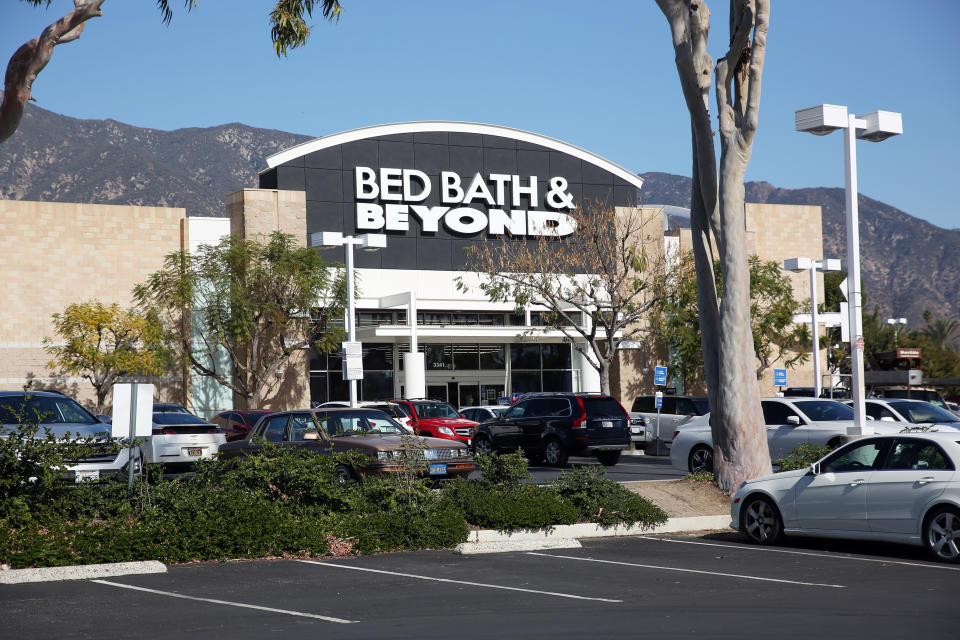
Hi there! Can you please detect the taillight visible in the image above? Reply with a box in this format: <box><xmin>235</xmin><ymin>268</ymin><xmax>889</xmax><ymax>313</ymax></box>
<box><xmin>163</xmin><ymin>427</ymin><xmax>179</xmax><ymax>435</ymax></box>
<box><xmin>672</xmin><ymin>430</ymin><xmax>680</xmax><ymax>441</ymax></box>
<box><xmin>572</xmin><ymin>396</ymin><xmax>587</xmax><ymax>429</ymax></box>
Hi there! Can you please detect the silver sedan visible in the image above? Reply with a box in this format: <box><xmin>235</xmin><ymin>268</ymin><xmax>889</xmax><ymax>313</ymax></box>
<box><xmin>731</xmin><ymin>432</ymin><xmax>960</xmax><ymax>563</ymax></box>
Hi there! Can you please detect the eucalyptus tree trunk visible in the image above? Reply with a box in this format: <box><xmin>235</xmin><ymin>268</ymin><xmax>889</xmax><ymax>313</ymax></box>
<box><xmin>657</xmin><ymin>0</ymin><xmax>772</xmax><ymax>493</ymax></box>
<box><xmin>1</xmin><ymin>0</ymin><xmax>105</xmax><ymax>144</ymax></box>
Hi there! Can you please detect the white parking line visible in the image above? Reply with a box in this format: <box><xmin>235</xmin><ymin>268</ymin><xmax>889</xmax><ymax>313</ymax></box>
<box><xmin>637</xmin><ymin>537</ymin><xmax>960</xmax><ymax>572</ymax></box>
<box><xmin>526</xmin><ymin>553</ymin><xmax>845</xmax><ymax>588</ymax></box>
<box><xmin>296</xmin><ymin>559</ymin><xmax>622</xmax><ymax>602</ymax></box>
<box><xmin>90</xmin><ymin>580</ymin><xmax>356</xmax><ymax>623</ymax></box>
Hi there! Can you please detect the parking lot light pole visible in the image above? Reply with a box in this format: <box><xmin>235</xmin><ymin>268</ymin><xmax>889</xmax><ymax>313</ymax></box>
<box><xmin>885</xmin><ymin>317</ymin><xmax>907</xmax><ymax>349</ymax></box>
<box><xmin>784</xmin><ymin>257</ymin><xmax>841</xmax><ymax>398</ymax></box>
<box><xmin>310</xmin><ymin>231</ymin><xmax>387</xmax><ymax>407</ymax></box>
<box><xmin>795</xmin><ymin>104</ymin><xmax>902</xmax><ymax>435</ymax></box>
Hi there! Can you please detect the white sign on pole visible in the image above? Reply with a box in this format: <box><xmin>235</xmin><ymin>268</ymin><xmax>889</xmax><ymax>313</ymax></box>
<box><xmin>838</xmin><ymin>277</ymin><xmax>849</xmax><ymax>301</ymax></box>
<box><xmin>840</xmin><ymin>301</ymin><xmax>849</xmax><ymax>343</ymax></box>
<box><xmin>342</xmin><ymin>341</ymin><xmax>364</xmax><ymax>381</ymax></box>
<box><xmin>111</xmin><ymin>383</ymin><xmax>154</xmax><ymax>438</ymax></box>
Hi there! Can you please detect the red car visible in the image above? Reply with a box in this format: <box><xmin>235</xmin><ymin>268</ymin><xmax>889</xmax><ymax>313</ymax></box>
<box><xmin>209</xmin><ymin>409</ymin><xmax>274</xmax><ymax>442</ymax></box>
<box><xmin>388</xmin><ymin>399</ymin><xmax>478</xmax><ymax>445</ymax></box>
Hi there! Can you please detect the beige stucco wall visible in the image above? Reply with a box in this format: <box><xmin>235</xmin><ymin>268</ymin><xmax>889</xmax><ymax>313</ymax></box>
<box><xmin>225</xmin><ymin>189</ymin><xmax>310</xmax><ymax>410</ymax></box>
<box><xmin>0</xmin><ymin>199</ymin><xmax>187</xmax><ymax>409</ymax></box>
<box><xmin>613</xmin><ymin>203</ymin><xmax>827</xmax><ymax>404</ymax></box>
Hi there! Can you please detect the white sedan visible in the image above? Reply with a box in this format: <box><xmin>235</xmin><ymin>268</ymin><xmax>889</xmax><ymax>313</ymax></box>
<box><xmin>670</xmin><ymin>397</ymin><xmax>907</xmax><ymax>473</ymax></box>
<box><xmin>848</xmin><ymin>398</ymin><xmax>960</xmax><ymax>431</ymax></box>
<box><xmin>144</xmin><ymin>412</ymin><xmax>226</xmax><ymax>467</ymax></box>
<box><xmin>731</xmin><ymin>432</ymin><xmax>960</xmax><ymax>563</ymax></box>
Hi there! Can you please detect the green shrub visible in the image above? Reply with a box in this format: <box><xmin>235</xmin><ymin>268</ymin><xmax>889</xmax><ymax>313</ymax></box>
<box><xmin>773</xmin><ymin>442</ymin><xmax>833</xmax><ymax>472</ymax></box>
<box><xmin>684</xmin><ymin>470</ymin><xmax>715</xmax><ymax>483</ymax></box>
<box><xmin>551</xmin><ymin>466</ymin><xmax>668</xmax><ymax>528</ymax></box>
<box><xmin>473</xmin><ymin>449</ymin><xmax>531</xmax><ymax>486</ymax></box>
<box><xmin>441</xmin><ymin>479</ymin><xmax>578</xmax><ymax>531</ymax></box>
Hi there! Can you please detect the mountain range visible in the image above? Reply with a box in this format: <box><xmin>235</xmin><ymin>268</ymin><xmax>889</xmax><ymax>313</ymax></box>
<box><xmin>1</xmin><ymin>105</ymin><xmax>955</xmax><ymax>325</ymax></box>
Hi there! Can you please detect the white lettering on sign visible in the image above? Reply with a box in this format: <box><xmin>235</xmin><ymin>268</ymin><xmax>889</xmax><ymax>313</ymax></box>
<box><xmin>354</xmin><ymin>167</ymin><xmax>577</xmax><ymax>237</ymax></box>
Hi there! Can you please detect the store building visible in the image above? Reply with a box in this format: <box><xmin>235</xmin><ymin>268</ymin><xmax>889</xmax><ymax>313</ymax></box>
<box><xmin>0</xmin><ymin>121</ymin><xmax>826</xmax><ymax>414</ymax></box>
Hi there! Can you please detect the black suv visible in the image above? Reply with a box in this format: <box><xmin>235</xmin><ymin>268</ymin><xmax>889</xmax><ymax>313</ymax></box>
<box><xmin>472</xmin><ymin>393</ymin><xmax>630</xmax><ymax>467</ymax></box>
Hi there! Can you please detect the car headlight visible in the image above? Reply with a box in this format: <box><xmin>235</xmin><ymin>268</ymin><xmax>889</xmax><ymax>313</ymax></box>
<box><xmin>377</xmin><ymin>451</ymin><xmax>390</xmax><ymax>462</ymax></box>
<box><xmin>438</xmin><ymin>426</ymin><xmax>455</xmax><ymax>436</ymax></box>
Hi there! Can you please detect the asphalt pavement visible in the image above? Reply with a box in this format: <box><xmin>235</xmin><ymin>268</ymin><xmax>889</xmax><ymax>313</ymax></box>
<box><xmin>3</xmin><ymin>533</ymin><xmax>955</xmax><ymax>639</ymax></box>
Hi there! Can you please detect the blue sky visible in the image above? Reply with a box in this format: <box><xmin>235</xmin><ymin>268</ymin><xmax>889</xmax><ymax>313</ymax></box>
<box><xmin>3</xmin><ymin>1</ymin><xmax>958</xmax><ymax>230</ymax></box>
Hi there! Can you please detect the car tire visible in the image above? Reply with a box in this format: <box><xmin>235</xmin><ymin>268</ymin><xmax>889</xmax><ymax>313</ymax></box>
<box><xmin>688</xmin><ymin>445</ymin><xmax>714</xmax><ymax>473</ymax></box>
<box><xmin>923</xmin><ymin>506</ymin><xmax>960</xmax><ymax>563</ymax></box>
<box><xmin>473</xmin><ymin>435</ymin><xmax>493</xmax><ymax>457</ymax></box>
<box><xmin>524</xmin><ymin>450</ymin><xmax>544</xmax><ymax>465</ymax></box>
<box><xmin>333</xmin><ymin>465</ymin><xmax>356</xmax><ymax>484</ymax></box>
<box><xmin>740</xmin><ymin>495</ymin><xmax>784</xmax><ymax>545</ymax></box>
<box><xmin>827</xmin><ymin>437</ymin><xmax>846</xmax><ymax>450</ymax></box>
<box><xmin>596</xmin><ymin>450</ymin><xmax>621</xmax><ymax>467</ymax></box>
<box><xmin>543</xmin><ymin>437</ymin><xmax>568</xmax><ymax>467</ymax></box>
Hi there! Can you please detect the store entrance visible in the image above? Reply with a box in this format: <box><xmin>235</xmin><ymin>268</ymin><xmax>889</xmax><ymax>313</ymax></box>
<box><xmin>423</xmin><ymin>378</ymin><xmax>505</xmax><ymax>408</ymax></box>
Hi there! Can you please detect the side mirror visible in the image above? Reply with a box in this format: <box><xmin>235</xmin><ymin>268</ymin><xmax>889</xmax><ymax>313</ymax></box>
<box><xmin>787</xmin><ymin>416</ymin><xmax>801</xmax><ymax>426</ymax></box>
<box><xmin>809</xmin><ymin>462</ymin><xmax>821</xmax><ymax>476</ymax></box>
<box><xmin>880</xmin><ymin>416</ymin><xmax>896</xmax><ymax>422</ymax></box>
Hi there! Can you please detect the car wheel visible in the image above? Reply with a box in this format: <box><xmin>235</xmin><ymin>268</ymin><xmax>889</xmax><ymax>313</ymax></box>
<box><xmin>740</xmin><ymin>495</ymin><xmax>784</xmax><ymax>545</ymax></box>
<box><xmin>924</xmin><ymin>506</ymin><xmax>960</xmax><ymax>563</ymax></box>
<box><xmin>473</xmin><ymin>435</ymin><xmax>493</xmax><ymax>457</ymax></box>
<box><xmin>543</xmin><ymin>437</ymin><xmax>568</xmax><ymax>467</ymax></box>
<box><xmin>827</xmin><ymin>437</ymin><xmax>845</xmax><ymax>450</ymax></box>
<box><xmin>597</xmin><ymin>450</ymin><xmax>621</xmax><ymax>467</ymax></box>
<box><xmin>524</xmin><ymin>450</ymin><xmax>544</xmax><ymax>465</ymax></box>
<box><xmin>688</xmin><ymin>445</ymin><xmax>714</xmax><ymax>473</ymax></box>
<box><xmin>333</xmin><ymin>465</ymin><xmax>356</xmax><ymax>484</ymax></box>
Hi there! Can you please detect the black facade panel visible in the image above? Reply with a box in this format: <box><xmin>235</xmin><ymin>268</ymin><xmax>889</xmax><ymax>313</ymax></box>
<box><xmin>413</xmin><ymin>143</ymin><xmax>450</xmax><ymax>173</ymax></box>
<box><xmin>449</xmin><ymin>146</ymin><xmax>484</xmax><ymax>175</ymax></box>
<box><xmin>259</xmin><ymin>169</ymin><xmax>277</xmax><ymax>189</ymax></box>
<box><xmin>582</xmin><ymin>184</ymin><xmax>616</xmax><ymax>208</ymax></box>
<box><xmin>549</xmin><ymin>152</ymin><xmax>581</xmax><ymax>182</ymax></box>
<box><xmin>276</xmin><ymin>166</ymin><xmax>306</xmax><ymax>191</ymax></box>
<box><xmin>482</xmin><ymin>147</ymin><xmax>517</xmax><ymax>174</ymax></box>
<box><xmin>306</xmin><ymin>201</ymin><xmax>343</xmax><ymax>231</ymax></box>
<box><xmin>482</xmin><ymin>134</ymin><xmax>517</xmax><ymax>149</ymax></box>
<box><xmin>380</xmin><ymin>235</ymin><xmax>419</xmax><ymax>269</ymax></box>
<box><xmin>304</xmin><ymin>146</ymin><xmax>342</xmax><ymax>170</ymax></box>
<box><xmin>418</xmin><ymin>238</ymin><xmax>452</xmax><ymax>270</ymax></box>
<box><xmin>379</xmin><ymin>140</ymin><xmax>415</xmax><ymax>167</ymax></box>
<box><xmin>448</xmin><ymin>132</ymin><xmax>483</xmax><ymax>147</ymax></box>
<box><xmin>414</xmin><ymin>131</ymin><xmax>448</xmax><ymax>144</ymax></box>
<box><xmin>378</xmin><ymin>133</ymin><xmax>414</xmax><ymax>142</ymax></box>
<box><xmin>342</xmin><ymin>139</ymin><xmax>378</xmax><ymax>167</ymax></box>
<box><xmin>517</xmin><ymin>150</ymin><xmax>551</xmax><ymax>180</ymax></box>
<box><xmin>582</xmin><ymin>159</ymin><xmax>614</xmax><ymax>185</ymax></box>
<box><xmin>305</xmin><ymin>168</ymin><xmax>343</xmax><ymax>202</ymax></box>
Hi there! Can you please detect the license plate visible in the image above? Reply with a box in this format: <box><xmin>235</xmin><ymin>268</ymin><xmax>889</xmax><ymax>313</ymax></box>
<box><xmin>602</xmin><ymin>420</ymin><xmax>613</xmax><ymax>428</ymax></box>
<box><xmin>187</xmin><ymin>448</ymin><xmax>203</xmax><ymax>457</ymax></box>
<box><xmin>428</xmin><ymin>463</ymin><xmax>447</xmax><ymax>475</ymax></box>
<box><xmin>424</xmin><ymin>449</ymin><xmax>437</xmax><ymax>460</ymax></box>
<box><xmin>75</xmin><ymin>470</ymin><xmax>99</xmax><ymax>483</ymax></box>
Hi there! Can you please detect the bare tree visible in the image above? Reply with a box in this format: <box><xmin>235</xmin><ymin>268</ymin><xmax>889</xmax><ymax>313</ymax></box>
<box><xmin>458</xmin><ymin>203</ymin><xmax>670</xmax><ymax>395</ymax></box>
<box><xmin>1</xmin><ymin>0</ymin><xmax>342</xmax><ymax>144</ymax></box>
<box><xmin>656</xmin><ymin>0</ymin><xmax>772</xmax><ymax>493</ymax></box>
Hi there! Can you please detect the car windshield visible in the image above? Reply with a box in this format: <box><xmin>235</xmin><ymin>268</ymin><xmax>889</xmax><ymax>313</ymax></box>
<box><xmin>794</xmin><ymin>400</ymin><xmax>854</xmax><ymax>421</ymax></box>
<box><xmin>411</xmin><ymin>401</ymin><xmax>460</xmax><ymax>419</ymax></box>
<box><xmin>154</xmin><ymin>404</ymin><xmax>191</xmax><ymax>413</ymax></box>
<box><xmin>882</xmin><ymin>389</ymin><xmax>947</xmax><ymax>409</ymax></box>
<box><xmin>367</xmin><ymin>404</ymin><xmax>404</xmax><ymax>419</ymax></box>
<box><xmin>0</xmin><ymin>395</ymin><xmax>97</xmax><ymax>425</ymax></box>
<box><xmin>691</xmin><ymin>398</ymin><xmax>710</xmax><ymax>414</ymax></box>
<box><xmin>888</xmin><ymin>401</ymin><xmax>959</xmax><ymax>424</ymax></box>
<box><xmin>319</xmin><ymin>412</ymin><xmax>405</xmax><ymax>437</ymax></box>
<box><xmin>152</xmin><ymin>412</ymin><xmax>207</xmax><ymax>425</ymax></box>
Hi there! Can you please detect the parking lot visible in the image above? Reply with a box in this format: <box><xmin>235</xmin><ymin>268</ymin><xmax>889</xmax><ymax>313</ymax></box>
<box><xmin>4</xmin><ymin>532</ymin><xmax>955</xmax><ymax>639</ymax></box>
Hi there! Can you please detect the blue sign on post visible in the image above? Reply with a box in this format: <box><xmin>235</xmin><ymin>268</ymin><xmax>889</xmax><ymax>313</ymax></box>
<box><xmin>773</xmin><ymin>368</ymin><xmax>788</xmax><ymax>386</ymax></box>
<box><xmin>654</xmin><ymin>391</ymin><xmax>663</xmax><ymax>410</ymax></box>
<box><xmin>653</xmin><ymin>366</ymin><xmax>668</xmax><ymax>386</ymax></box>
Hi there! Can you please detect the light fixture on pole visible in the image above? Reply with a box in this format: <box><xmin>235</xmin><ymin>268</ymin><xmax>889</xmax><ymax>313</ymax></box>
<box><xmin>310</xmin><ymin>231</ymin><xmax>387</xmax><ymax>407</ymax></box>
<box><xmin>796</xmin><ymin>104</ymin><xmax>902</xmax><ymax>435</ymax></box>
<box><xmin>783</xmin><ymin>257</ymin><xmax>841</xmax><ymax>398</ymax></box>
<box><xmin>885</xmin><ymin>317</ymin><xmax>907</xmax><ymax>349</ymax></box>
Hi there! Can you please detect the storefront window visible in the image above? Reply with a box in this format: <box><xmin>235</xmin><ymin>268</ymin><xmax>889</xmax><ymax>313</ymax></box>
<box><xmin>452</xmin><ymin>313</ymin><xmax>479</xmax><ymax>325</ymax></box>
<box><xmin>510</xmin><ymin>344</ymin><xmax>540</xmax><ymax>369</ymax></box>
<box><xmin>425</xmin><ymin>344</ymin><xmax>452</xmax><ymax>370</ymax></box>
<box><xmin>542</xmin><ymin>370</ymin><xmax>573</xmax><ymax>393</ymax></box>
<box><xmin>541</xmin><ymin>343</ymin><xmax>571</xmax><ymax>369</ymax></box>
<box><xmin>362</xmin><ymin>343</ymin><xmax>393</xmax><ymax>370</ymax></box>
<box><xmin>452</xmin><ymin>344</ymin><xmax>479</xmax><ymax>370</ymax></box>
<box><xmin>511</xmin><ymin>371</ymin><xmax>541</xmax><ymax>394</ymax></box>
<box><xmin>479</xmin><ymin>344</ymin><xmax>506</xmax><ymax>370</ymax></box>
<box><xmin>362</xmin><ymin>371</ymin><xmax>394</xmax><ymax>400</ymax></box>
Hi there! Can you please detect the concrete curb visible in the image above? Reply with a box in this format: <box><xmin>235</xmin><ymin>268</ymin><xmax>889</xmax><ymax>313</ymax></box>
<box><xmin>0</xmin><ymin>560</ymin><xmax>167</xmax><ymax>585</ymax></box>
<box><xmin>454</xmin><ymin>514</ymin><xmax>731</xmax><ymax>555</ymax></box>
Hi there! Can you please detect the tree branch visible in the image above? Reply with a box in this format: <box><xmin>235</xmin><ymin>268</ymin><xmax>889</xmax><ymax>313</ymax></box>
<box><xmin>0</xmin><ymin>0</ymin><xmax>105</xmax><ymax>143</ymax></box>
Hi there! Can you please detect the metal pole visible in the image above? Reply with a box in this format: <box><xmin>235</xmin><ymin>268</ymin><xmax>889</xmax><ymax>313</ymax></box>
<box><xmin>345</xmin><ymin>239</ymin><xmax>357</xmax><ymax>408</ymax></box>
<box><xmin>127</xmin><ymin>381</ymin><xmax>138</xmax><ymax>491</ymax></box>
<box><xmin>844</xmin><ymin>114</ymin><xmax>869</xmax><ymax>434</ymax></box>
<box><xmin>655</xmin><ymin>408</ymin><xmax>661</xmax><ymax>457</ymax></box>
<box><xmin>810</xmin><ymin>265</ymin><xmax>821</xmax><ymax>398</ymax></box>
